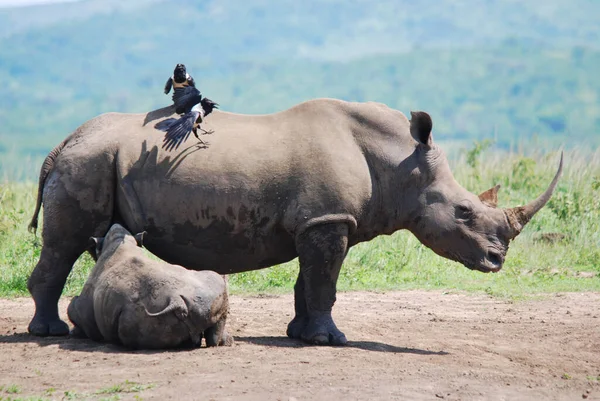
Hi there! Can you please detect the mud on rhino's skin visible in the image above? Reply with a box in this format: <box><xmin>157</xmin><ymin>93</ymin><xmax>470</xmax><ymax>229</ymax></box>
<box><xmin>27</xmin><ymin>98</ymin><xmax>563</xmax><ymax>344</ymax></box>
<box><xmin>66</xmin><ymin>223</ymin><xmax>232</xmax><ymax>349</ymax></box>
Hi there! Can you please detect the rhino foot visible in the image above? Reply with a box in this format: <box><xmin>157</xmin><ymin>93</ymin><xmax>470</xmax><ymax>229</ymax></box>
<box><xmin>219</xmin><ymin>331</ymin><xmax>234</xmax><ymax>347</ymax></box>
<box><xmin>28</xmin><ymin>317</ymin><xmax>69</xmax><ymax>337</ymax></box>
<box><xmin>204</xmin><ymin>319</ymin><xmax>232</xmax><ymax>347</ymax></box>
<box><xmin>69</xmin><ymin>325</ymin><xmax>87</xmax><ymax>338</ymax></box>
<box><xmin>286</xmin><ymin>315</ymin><xmax>309</xmax><ymax>339</ymax></box>
<box><xmin>294</xmin><ymin>312</ymin><xmax>347</xmax><ymax>346</ymax></box>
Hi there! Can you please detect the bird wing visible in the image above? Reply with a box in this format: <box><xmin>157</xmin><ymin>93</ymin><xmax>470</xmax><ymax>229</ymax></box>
<box><xmin>172</xmin><ymin>86</ymin><xmax>202</xmax><ymax>114</ymax></box>
<box><xmin>164</xmin><ymin>77</ymin><xmax>173</xmax><ymax>94</ymax></box>
<box><xmin>160</xmin><ymin>111</ymin><xmax>200</xmax><ymax>151</ymax></box>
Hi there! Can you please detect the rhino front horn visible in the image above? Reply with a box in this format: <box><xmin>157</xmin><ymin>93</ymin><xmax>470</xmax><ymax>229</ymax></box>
<box><xmin>505</xmin><ymin>152</ymin><xmax>563</xmax><ymax>238</ymax></box>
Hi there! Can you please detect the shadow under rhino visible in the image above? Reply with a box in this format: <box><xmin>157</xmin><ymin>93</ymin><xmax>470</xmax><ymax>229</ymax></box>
<box><xmin>235</xmin><ymin>336</ymin><xmax>449</xmax><ymax>355</ymax></box>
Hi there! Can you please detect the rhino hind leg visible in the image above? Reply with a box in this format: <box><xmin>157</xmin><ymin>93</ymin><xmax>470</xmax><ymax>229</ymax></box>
<box><xmin>287</xmin><ymin>223</ymin><xmax>349</xmax><ymax>346</ymax></box>
<box><xmin>28</xmin><ymin>172</ymin><xmax>114</xmax><ymax>337</ymax></box>
<box><xmin>28</xmin><ymin>244</ymin><xmax>84</xmax><ymax>337</ymax></box>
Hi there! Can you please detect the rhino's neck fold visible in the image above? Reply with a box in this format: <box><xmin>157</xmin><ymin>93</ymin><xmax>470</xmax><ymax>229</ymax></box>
<box><xmin>352</xmin><ymin>145</ymin><xmax>433</xmax><ymax>245</ymax></box>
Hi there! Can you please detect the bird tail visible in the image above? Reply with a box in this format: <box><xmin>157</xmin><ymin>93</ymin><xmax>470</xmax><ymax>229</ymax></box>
<box><xmin>154</xmin><ymin>118</ymin><xmax>178</xmax><ymax>132</ymax></box>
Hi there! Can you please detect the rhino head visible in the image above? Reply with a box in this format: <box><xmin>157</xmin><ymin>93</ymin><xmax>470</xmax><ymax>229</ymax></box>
<box><xmin>405</xmin><ymin>111</ymin><xmax>563</xmax><ymax>273</ymax></box>
<box><xmin>88</xmin><ymin>223</ymin><xmax>147</xmax><ymax>261</ymax></box>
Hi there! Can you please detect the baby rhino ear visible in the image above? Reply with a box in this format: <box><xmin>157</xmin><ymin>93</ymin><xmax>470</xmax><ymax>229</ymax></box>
<box><xmin>88</xmin><ymin>237</ymin><xmax>105</xmax><ymax>261</ymax></box>
<box><xmin>478</xmin><ymin>184</ymin><xmax>501</xmax><ymax>208</ymax></box>
<box><xmin>410</xmin><ymin>111</ymin><xmax>433</xmax><ymax>147</ymax></box>
<box><xmin>134</xmin><ymin>231</ymin><xmax>147</xmax><ymax>247</ymax></box>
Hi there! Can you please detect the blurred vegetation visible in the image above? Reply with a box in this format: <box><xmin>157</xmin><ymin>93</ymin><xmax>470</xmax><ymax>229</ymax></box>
<box><xmin>1</xmin><ymin>148</ymin><xmax>598</xmax><ymax>298</ymax></box>
<box><xmin>0</xmin><ymin>0</ymin><xmax>599</xmax><ymax>179</ymax></box>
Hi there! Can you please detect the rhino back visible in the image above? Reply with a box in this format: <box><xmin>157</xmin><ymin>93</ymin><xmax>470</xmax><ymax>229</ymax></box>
<box><xmin>111</xmin><ymin>99</ymin><xmax>404</xmax><ymax>272</ymax></box>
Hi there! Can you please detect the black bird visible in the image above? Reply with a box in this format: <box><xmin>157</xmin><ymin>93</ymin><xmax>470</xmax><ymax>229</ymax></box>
<box><xmin>155</xmin><ymin>86</ymin><xmax>219</xmax><ymax>151</ymax></box>
<box><xmin>164</xmin><ymin>63</ymin><xmax>196</xmax><ymax>105</ymax></box>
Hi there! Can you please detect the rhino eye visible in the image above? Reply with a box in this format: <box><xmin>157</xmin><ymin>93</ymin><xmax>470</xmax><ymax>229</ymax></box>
<box><xmin>456</xmin><ymin>204</ymin><xmax>474</xmax><ymax>220</ymax></box>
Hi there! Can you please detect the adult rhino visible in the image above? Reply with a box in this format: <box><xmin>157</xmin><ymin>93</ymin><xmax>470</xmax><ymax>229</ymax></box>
<box><xmin>27</xmin><ymin>98</ymin><xmax>562</xmax><ymax>345</ymax></box>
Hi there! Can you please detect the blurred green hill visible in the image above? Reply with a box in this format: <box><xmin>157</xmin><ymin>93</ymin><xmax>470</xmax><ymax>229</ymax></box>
<box><xmin>1</xmin><ymin>0</ymin><xmax>599</xmax><ymax>179</ymax></box>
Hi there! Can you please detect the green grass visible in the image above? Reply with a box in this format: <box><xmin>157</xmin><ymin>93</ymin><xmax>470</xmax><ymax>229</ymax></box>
<box><xmin>0</xmin><ymin>385</ymin><xmax>48</xmax><ymax>401</ymax></box>
<box><xmin>0</xmin><ymin>386</ymin><xmax>21</xmax><ymax>395</ymax></box>
<box><xmin>0</xmin><ymin>397</ymin><xmax>49</xmax><ymax>401</ymax></box>
<box><xmin>95</xmin><ymin>381</ymin><xmax>154</xmax><ymax>395</ymax></box>
<box><xmin>0</xmin><ymin>381</ymin><xmax>155</xmax><ymax>401</ymax></box>
<box><xmin>1</xmin><ymin>146</ymin><xmax>599</xmax><ymax>299</ymax></box>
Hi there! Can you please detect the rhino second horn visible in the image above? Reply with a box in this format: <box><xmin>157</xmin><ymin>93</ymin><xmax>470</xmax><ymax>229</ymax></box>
<box><xmin>505</xmin><ymin>152</ymin><xmax>563</xmax><ymax>238</ymax></box>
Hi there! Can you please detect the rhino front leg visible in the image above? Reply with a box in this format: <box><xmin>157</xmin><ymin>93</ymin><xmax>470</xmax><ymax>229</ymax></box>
<box><xmin>204</xmin><ymin>317</ymin><xmax>233</xmax><ymax>347</ymax></box>
<box><xmin>288</xmin><ymin>222</ymin><xmax>349</xmax><ymax>346</ymax></box>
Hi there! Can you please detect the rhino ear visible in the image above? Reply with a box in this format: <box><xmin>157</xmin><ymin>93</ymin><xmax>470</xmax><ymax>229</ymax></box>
<box><xmin>134</xmin><ymin>231</ymin><xmax>147</xmax><ymax>247</ymax></box>
<box><xmin>88</xmin><ymin>237</ymin><xmax>105</xmax><ymax>261</ymax></box>
<box><xmin>410</xmin><ymin>111</ymin><xmax>433</xmax><ymax>147</ymax></box>
<box><xmin>478</xmin><ymin>184</ymin><xmax>501</xmax><ymax>208</ymax></box>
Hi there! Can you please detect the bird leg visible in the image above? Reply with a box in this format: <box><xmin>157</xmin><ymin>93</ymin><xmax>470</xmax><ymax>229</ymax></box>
<box><xmin>192</xmin><ymin>127</ymin><xmax>206</xmax><ymax>145</ymax></box>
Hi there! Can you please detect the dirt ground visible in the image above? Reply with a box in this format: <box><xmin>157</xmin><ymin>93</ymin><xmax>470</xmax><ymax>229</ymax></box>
<box><xmin>1</xmin><ymin>291</ymin><xmax>599</xmax><ymax>401</ymax></box>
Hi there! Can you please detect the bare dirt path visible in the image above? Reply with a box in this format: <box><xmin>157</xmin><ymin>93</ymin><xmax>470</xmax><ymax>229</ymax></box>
<box><xmin>1</xmin><ymin>290</ymin><xmax>599</xmax><ymax>401</ymax></box>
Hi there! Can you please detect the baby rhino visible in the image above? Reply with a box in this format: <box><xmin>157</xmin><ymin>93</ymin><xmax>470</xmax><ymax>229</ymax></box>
<box><xmin>67</xmin><ymin>224</ymin><xmax>232</xmax><ymax>349</ymax></box>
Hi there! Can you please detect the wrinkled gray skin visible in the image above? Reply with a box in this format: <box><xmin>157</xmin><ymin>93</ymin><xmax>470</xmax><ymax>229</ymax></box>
<box><xmin>27</xmin><ymin>98</ymin><xmax>563</xmax><ymax>345</ymax></box>
<box><xmin>67</xmin><ymin>223</ymin><xmax>232</xmax><ymax>349</ymax></box>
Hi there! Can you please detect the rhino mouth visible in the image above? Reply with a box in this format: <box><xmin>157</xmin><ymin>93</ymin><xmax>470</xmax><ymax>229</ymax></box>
<box><xmin>454</xmin><ymin>249</ymin><xmax>503</xmax><ymax>273</ymax></box>
<box><xmin>438</xmin><ymin>248</ymin><xmax>504</xmax><ymax>273</ymax></box>
<box><xmin>467</xmin><ymin>262</ymin><xmax>501</xmax><ymax>273</ymax></box>
<box><xmin>486</xmin><ymin>250</ymin><xmax>503</xmax><ymax>272</ymax></box>
<box><xmin>468</xmin><ymin>250</ymin><xmax>503</xmax><ymax>273</ymax></box>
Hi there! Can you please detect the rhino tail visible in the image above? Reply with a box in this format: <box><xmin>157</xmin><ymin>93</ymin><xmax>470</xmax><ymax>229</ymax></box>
<box><xmin>28</xmin><ymin>135</ymin><xmax>72</xmax><ymax>235</ymax></box>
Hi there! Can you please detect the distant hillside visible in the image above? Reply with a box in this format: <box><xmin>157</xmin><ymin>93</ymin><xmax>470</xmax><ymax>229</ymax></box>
<box><xmin>0</xmin><ymin>0</ymin><xmax>599</xmax><ymax>180</ymax></box>
<box><xmin>1</xmin><ymin>0</ymin><xmax>598</xmax><ymax>56</ymax></box>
